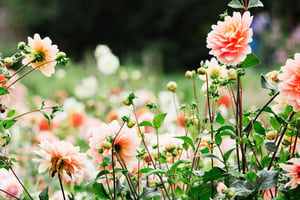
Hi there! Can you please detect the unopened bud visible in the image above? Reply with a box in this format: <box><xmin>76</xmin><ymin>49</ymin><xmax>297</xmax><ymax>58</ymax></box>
<box><xmin>149</xmin><ymin>180</ymin><xmax>158</xmax><ymax>188</ymax></box>
<box><xmin>127</xmin><ymin>120</ymin><xmax>136</xmax><ymax>128</ymax></box>
<box><xmin>197</xmin><ymin>67</ymin><xmax>206</xmax><ymax>75</ymax></box>
<box><xmin>185</xmin><ymin>70</ymin><xmax>193</xmax><ymax>79</ymax></box>
<box><xmin>17</xmin><ymin>42</ymin><xmax>26</xmax><ymax>50</ymax></box>
<box><xmin>167</xmin><ymin>81</ymin><xmax>177</xmax><ymax>92</ymax></box>
<box><xmin>56</xmin><ymin>52</ymin><xmax>66</xmax><ymax>60</ymax></box>
<box><xmin>228</xmin><ymin>68</ymin><xmax>237</xmax><ymax>80</ymax></box>
<box><xmin>4</xmin><ymin>57</ymin><xmax>14</xmax><ymax>67</ymax></box>
<box><xmin>165</xmin><ymin>141</ymin><xmax>176</xmax><ymax>153</ymax></box>
<box><xmin>122</xmin><ymin>98</ymin><xmax>131</xmax><ymax>106</ymax></box>
<box><xmin>102</xmin><ymin>140</ymin><xmax>112</xmax><ymax>149</ymax></box>
<box><xmin>287</xmin><ymin>124</ymin><xmax>295</xmax><ymax>131</ymax></box>
<box><xmin>225</xmin><ymin>189</ymin><xmax>235</xmax><ymax>198</ymax></box>
<box><xmin>266</xmin><ymin>130</ymin><xmax>277</xmax><ymax>140</ymax></box>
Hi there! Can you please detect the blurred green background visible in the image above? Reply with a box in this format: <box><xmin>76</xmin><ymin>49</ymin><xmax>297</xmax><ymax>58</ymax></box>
<box><xmin>1</xmin><ymin>0</ymin><xmax>300</xmax><ymax>73</ymax></box>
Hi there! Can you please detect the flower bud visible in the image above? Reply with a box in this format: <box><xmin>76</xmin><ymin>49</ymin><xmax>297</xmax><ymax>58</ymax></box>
<box><xmin>122</xmin><ymin>98</ymin><xmax>131</xmax><ymax>106</ymax></box>
<box><xmin>287</xmin><ymin>124</ymin><xmax>295</xmax><ymax>131</ymax></box>
<box><xmin>225</xmin><ymin>189</ymin><xmax>235</xmax><ymax>198</ymax></box>
<box><xmin>56</xmin><ymin>52</ymin><xmax>66</xmax><ymax>60</ymax></box>
<box><xmin>17</xmin><ymin>41</ymin><xmax>26</xmax><ymax>50</ymax></box>
<box><xmin>142</xmin><ymin>154</ymin><xmax>152</xmax><ymax>164</ymax></box>
<box><xmin>127</xmin><ymin>120</ymin><xmax>136</xmax><ymax>128</ymax></box>
<box><xmin>4</xmin><ymin>57</ymin><xmax>14</xmax><ymax>67</ymax></box>
<box><xmin>228</xmin><ymin>68</ymin><xmax>237</xmax><ymax>80</ymax></box>
<box><xmin>266</xmin><ymin>130</ymin><xmax>277</xmax><ymax>140</ymax></box>
<box><xmin>266</xmin><ymin>70</ymin><xmax>280</xmax><ymax>83</ymax></box>
<box><xmin>197</xmin><ymin>67</ymin><xmax>206</xmax><ymax>75</ymax></box>
<box><xmin>102</xmin><ymin>140</ymin><xmax>112</xmax><ymax>149</ymax></box>
<box><xmin>167</xmin><ymin>81</ymin><xmax>177</xmax><ymax>92</ymax></box>
<box><xmin>165</xmin><ymin>141</ymin><xmax>176</xmax><ymax>153</ymax></box>
<box><xmin>185</xmin><ymin>70</ymin><xmax>193</xmax><ymax>79</ymax></box>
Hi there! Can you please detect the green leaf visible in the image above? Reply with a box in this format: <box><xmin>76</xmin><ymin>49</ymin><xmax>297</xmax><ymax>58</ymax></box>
<box><xmin>241</xmin><ymin>53</ymin><xmax>260</xmax><ymax>68</ymax></box>
<box><xmin>2</xmin><ymin>119</ymin><xmax>17</xmax><ymax>129</ymax></box>
<box><xmin>223</xmin><ymin>148</ymin><xmax>235</xmax><ymax>163</ymax></box>
<box><xmin>170</xmin><ymin>160</ymin><xmax>190</xmax><ymax>174</ymax></box>
<box><xmin>175</xmin><ymin>136</ymin><xmax>195</xmax><ymax>150</ymax></box>
<box><xmin>228</xmin><ymin>0</ymin><xmax>245</xmax><ymax>9</ymax></box>
<box><xmin>230</xmin><ymin>179</ymin><xmax>254</xmax><ymax>198</ymax></box>
<box><xmin>215</xmin><ymin>135</ymin><xmax>222</xmax><ymax>146</ymax></box>
<box><xmin>247</xmin><ymin>0</ymin><xmax>264</xmax><ymax>9</ymax></box>
<box><xmin>175</xmin><ymin>186</ymin><xmax>184</xmax><ymax>196</ymax></box>
<box><xmin>6</xmin><ymin>110</ymin><xmax>15</xmax><ymax>118</ymax></box>
<box><xmin>246</xmin><ymin>171</ymin><xmax>257</xmax><ymax>183</ymax></box>
<box><xmin>93</xmin><ymin>183</ymin><xmax>109</xmax><ymax>199</ymax></box>
<box><xmin>203</xmin><ymin>167</ymin><xmax>226</xmax><ymax>183</ymax></box>
<box><xmin>0</xmin><ymin>84</ymin><xmax>9</xmax><ymax>96</ymax></box>
<box><xmin>142</xmin><ymin>169</ymin><xmax>169</xmax><ymax>178</ymax></box>
<box><xmin>264</xmin><ymin>140</ymin><xmax>277</xmax><ymax>152</ymax></box>
<box><xmin>139</xmin><ymin>121</ymin><xmax>153</xmax><ymax>127</ymax></box>
<box><xmin>40</xmin><ymin>111</ymin><xmax>51</xmax><ymax>129</ymax></box>
<box><xmin>189</xmin><ymin>184</ymin><xmax>212</xmax><ymax>199</ymax></box>
<box><xmin>261</xmin><ymin>75</ymin><xmax>276</xmax><ymax>92</ymax></box>
<box><xmin>39</xmin><ymin>187</ymin><xmax>49</xmax><ymax>200</ymax></box>
<box><xmin>153</xmin><ymin>113</ymin><xmax>167</xmax><ymax>129</ymax></box>
<box><xmin>253</xmin><ymin>121</ymin><xmax>265</xmax><ymax>135</ymax></box>
<box><xmin>263</xmin><ymin>106</ymin><xmax>286</xmax><ymax>124</ymax></box>
<box><xmin>253</xmin><ymin>135</ymin><xmax>264</xmax><ymax>147</ymax></box>
<box><xmin>216</xmin><ymin>112</ymin><xmax>225</xmax><ymax>124</ymax></box>
<box><xmin>257</xmin><ymin>170</ymin><xmax>278</xmax><ymax>191</ymax></box>
<box><xmin>197</xmin><ymin>154</ymin><xmax>223</xmax><ymax>163</ymax></box>
<box><xmin>270</xmin><ymin>116</ymin><xmax>281</xmax><ymax>131</ymax></box>
<box><xmin>136</xmin><ymin>167</ymin><xmax>154</xmax><ymax>174</ymax></box>
<box><xmin>140</xmin><ymin>187</ymin><xmax>161</xmax><ymax>199</ymax></box>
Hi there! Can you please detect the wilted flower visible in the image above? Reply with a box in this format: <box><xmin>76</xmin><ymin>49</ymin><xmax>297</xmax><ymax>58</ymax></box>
<box><xmin>207</xmin><ymin>11</ymin><xmax>253</xmax><ymax>66</ymax></box>
<box><xmin>22</xmin><ymin>33</ymin><xmax>59</xmax><ymax>77</ymax></box>
<box><xmin>34</xmin><ymin>140</ymin><xmax>86</xmax><ymax>178</ymax></box>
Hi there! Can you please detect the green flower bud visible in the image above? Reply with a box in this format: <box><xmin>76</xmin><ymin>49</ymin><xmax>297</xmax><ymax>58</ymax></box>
<box><xmin>17</xmin><ymin>42</ymin><xmax>26</xmax><ymax>50</ymax></box>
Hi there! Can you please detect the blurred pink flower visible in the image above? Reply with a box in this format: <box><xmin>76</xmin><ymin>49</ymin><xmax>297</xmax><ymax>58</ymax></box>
<box><xmin>34</xmin><ymin>140</ymin><xmax>86</xmax><ymax>178</ymax></box>
<box><xmin>88</xmin><ymin>120</ymin><xmax>139</xmax><ymax>169</ymax></box>
<box><xmin>207</xmin><ymin>11</ymin><xmax>253</xmax><ymax>66</ymax></box>
<box><xmin>278</xmin><ymin>53</ymin><xmax>300</xmax><ymax>112</ymax></box>
<box><xmin>279</xmin><ymin>158</ymin><xmax>300</xmax><ymax>189</ymax></box>
<box><xmin>22</xmin><ymin>33</ymin><xmax>59</xmax><ymax>77</ymax></box>
<box><xmin>0</xmin><ymin>169</ymin><xmax>22</xmax><ymax>199</ymax></box>
<box><xmin>263</xmin><ymin>187</ymin><xmax>276</xmax><ymax>200</ymax></box>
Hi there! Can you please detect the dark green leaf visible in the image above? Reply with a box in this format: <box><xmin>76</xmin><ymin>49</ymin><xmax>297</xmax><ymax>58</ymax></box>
<box><xmin>40</xmin><ymin>111</ymin><xmax>51</xmax><ymax>129</ymax></box>
<box><xmin>189</xmin><ymin>184</ymin><xmax>212</xmax><ymax>199</ymax></box>
<box><xmin>247</xmin><ymin>0</ymin><xmax>264</xmax><ymax>9</ymax></box>
<box><xmin>39</xmin><ymin>187</ymin><xmax>49</xmax><ymax>200</ymax></box>
<box><xmin>216</xmin><ymin>112</ymin><xmax>225</xmax><ymax>124</ymax></box>
<box><xmin>142</xmin><ymin>169</ymin><xmax>169</xmax><ymax>178</ymax></box>
<box><xmin>230</xmin><ymin>179</ymin><xmax>254</xmax><ymax>198</ymax></box>
<box><xmin>6</xmin><ymin>110</ymin><xmax>15</xmax><ymax>118</ymax></box>
<box><xmin>223</xmin><ymin>148</ymin><xmax>235</xmax><ymax>163</ymax></box>
<box><xmin>170</xmin><ymin>160</ymin><xmax>190</xmax><ymax>174</ymax></box>
<box><xmin>153</xmin><ymin>113</ymin><xmax>167</xmax><ymax>129</ymax></box>
<box><xmin>253</xmin><ymin>135</ymin><xmax>264</xmax><ymax>147</ymax></box>
<box><xmin>270</xmin><ymin>116</ymin><xmax>281</xmax><ymax>131</ymax></box>
<box><xmin>246</xmin><ymin>171</ymin><xmax>256</xmax><ymax>183</ymax></box>
<box><xmin>264</xmin><ymin>140</ymin><xmax>277</xmax><ymax>152</ymax></box>
<box><xmin>2</xmin><ymin>119</ymin><xmax>17</xmax><ymax>129</ymax></box>
<box><xmin>197</xmin><ymin>153</ymin><xmax>223</xmax><ymax>163</ymax></box>
<box><xmin>203</xmin><ymin>167</ymin><xmax>226</xmax><ymax>183</ymax></box>
<box><xmin>257</xmin><ymin>170</ymin><xmax>278</xmax><ymax>191</ymax></box>
<box><xmin>215</xmin><ymin>135</ymin><xmax>222</xmax><ymax>146</ymax></box>
<box><xmin>93</xmin><ymin>183</ymin><xmax>109</xmax><ymax>199</ymax></box>
<box><xmin>175</xmin><ymin>136</ymin><xmax>195</xmax><ymax>150</ymax></box>
<box><xmin>228</xmin><ymin>0</ymin><xmax>244</xmax><ymax>9</ymax></box>
<box><xmin>139</xmin><ymin>121</ymin><xmax>153</xmax><ymax>127</ymax></box>
<box><xmin>253</xmin><ymin>121</ymin><xmax>265</xmax><ymax>135</ymax></box>
<box><xmin>263</xmin><ymin>106</ymin><xmax>286</xmax><ymax>124</ymax></box>
<box><xmin>0</xmin><ymin>84</ymin><xmax>9</xmax><ymax>96</ymax></box>
<box><xmin>241</xmin><ymin>53</ymin><xmax>260</xmax><ymax>68</ymax></box>
<box><xmin>175</xmin><ymin>186</ymin><xmax>184</xmax><ymax>196</ymax></box>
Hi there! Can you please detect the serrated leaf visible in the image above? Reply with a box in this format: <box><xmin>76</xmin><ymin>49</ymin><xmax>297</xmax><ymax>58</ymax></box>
<box><xmin>174</xmin><ymin>136</ymin><xmax>195</xmax><ymax>150</ymax></box>
<box><xmin>242</xmin><ymin>53</ymin><xmax>261</xmax><ymax>68</ymax></box>
<box><xmin>228</xmin><ymin>0</ymin><xmax>245</xmax><ymax>9</ymax></box>
<box><xmin>93</xmin><ymin>183</ymin><xmax>109</xmax><ymax>199</ymax></box>
<box><xmin>39</xmin><ymin>187</ymin><xmax>49</xmax><ymax>200</ymax></box>
<box><xmin>264</xmin><ymin>140</ymin><xmax>277</xmax><ymax>152</ymax></box>
<box><xmin>139</xmin><ymin>121</ymin><xmax>153</xmax><ymax>127</ymax></box>
<box><xmin>153</xmin><ymin>113</ymin><xmax>167</xmax><ymax>129</ymax></box>
<box><xmin>203</xmin><ymin>167</ymin><xmax>226</xmax><ymax>183</ymax></box>
<box><xmin>247</xmin><ymin>0</ymin><xmax>264</xmax><ymax>9</ymax></box>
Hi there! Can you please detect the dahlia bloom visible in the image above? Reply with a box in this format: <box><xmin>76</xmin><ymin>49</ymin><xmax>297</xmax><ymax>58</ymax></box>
<box><xmin>88</xmin><ymin>120</ymin><xmax>139</xmax><ymax>169</ymax></box>
<box><xmin>22</xmin><ymin>33</ymin><xmax>59</xmax><ymax>77</ymax></box>
<box><xmin>207</xmin><ymin>11</ymin><xmax>253</xmax><ymax>66</ymax></box>
<box><xmin>34</xmin><ymin>140</ymin><xmax>86</xmax><ymax>178</ymax></box>
<box><xmin>0</xmin><ymin>169</ymin><xmax>22</xmax><ymax>199</ymax></box>
<box><xmin>279</xmin><ymin>158</ymin><xmax>300</xmax><ymax>189</ymax></box>
<box><xmin>278</xmin><ymin>53</ymin><xmax>300</xmax><ymax>112</ymax></box>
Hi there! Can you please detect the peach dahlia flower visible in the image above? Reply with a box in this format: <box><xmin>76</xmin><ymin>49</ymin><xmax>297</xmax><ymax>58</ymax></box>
<box><xmin>207</xmin><ymin>11</ymin><xmax>253</xmax><ymax>66</ymax></box>
<box><xmin>278</xmin><ymin>53</ymin><xmax>300</xmax><ymax>112</ymax></box>
<box><xmin>279</xmin><ymin>158</ymin><xmax>300</xmax><ymax>189</ymax></box>
<box><xmin>22</xmin><ymin>33</ymin><xmax>59</xmax><ymax>77</ymax></box>
<box><xmin>34</xmin><ymin>140</ymin><xmax>86</xmax><ymax>178</ymax></box>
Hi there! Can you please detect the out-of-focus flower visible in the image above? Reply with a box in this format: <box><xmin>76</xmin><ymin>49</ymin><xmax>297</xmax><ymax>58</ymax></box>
<box><xmin>278</xmin><ymin>53</ymin><xmax>300</xmax><ymax>112</ymax></box>
<box><xmin>263</xmin><ymin>187</ymin><xmax>276</xmax><ymax>200</ymax></box>
<box><xmin>38</xmin><ymin>117</ymin><xmax>54</xmax><ymax>131</ymax></box>
<box><xmin>88</xmin><ymin>120</ymin><xmax>139</xmax><ymax>169</ymax></box>
<box><xmin>69</xmin><ymin>111</ymin><xmax>86</xmax><ymax>127</ymax></box>
<box><xmin>266</xmin><ymin>70</ymin><xmax>280</xmax><ymax>83</ymax></box>
<box><xmin>34</xmin><ymin>140</ymin><xmax>86</xmax><ymax>178</ymax></box>
<box><xmin>97</xmin><ymin>53</ymin><xmax>120</xmax><ymax>75</ymax></box>
<box><xmin>217</xmin><ymin>88</ymin><xmax>231</xmax><ymax>108</ymax></box>
<box><xmin>0</xmin><ymin>169</ymin><xmax>22</xmax><ymax>199</ymax></box>
<box><xmin>279</xmin><ymin>158</ymin><xmax>300</xmax><ymax>189</ymax></box>
<box><xmin>94</xmin><ymin>44</ymin><xmax>111</xmax><ymax>59</ymax></box>
<box><xmin>22</xmin><ymin>33</ymin><xmax>59</xmax><ymax>77</ymax></box>
<box><xmin>74</xmin><ymin>76</ymin><xmax>98</xmax><ymax>99</ymax></box>
<box><xmin>207</xmin><ymin>11</ymin><xmax>253</xmax><ymax>66</ymax></box>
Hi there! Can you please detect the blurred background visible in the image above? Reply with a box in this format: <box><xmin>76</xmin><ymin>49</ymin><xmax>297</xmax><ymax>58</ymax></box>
<box><xmin>1</xmin><ymin>0</ymin><xmax>300</xmax><ymax>73</ymax></box>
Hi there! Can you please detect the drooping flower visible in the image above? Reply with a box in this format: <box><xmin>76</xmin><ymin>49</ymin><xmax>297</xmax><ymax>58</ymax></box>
<box><xmin>278</xmin><ymin>53</ymin><xmax>300</xmax><ymax>112</ymax></box>
<box><xmin>88</xmin><ymin>120</ymin><xmax>139</xmax><ymax>169</ymax></box>
<box><xmin>22</xmin><ymin>33</ymin><xmax>59</xmax><ymax>77</ymax></box>
<box><xmin>279</xmin><ymin>158</ymin><xmax>300</xmax><ymax>189</ymax></box>
<box><xmin>207</xmin><ymin>11</ymin><xmax>253</xmax><ymax>66</ymax></box>
<box><xmin>34</xmin><ymin>140</ymin><xmax>86</xmax><ymax>178</ymax></box>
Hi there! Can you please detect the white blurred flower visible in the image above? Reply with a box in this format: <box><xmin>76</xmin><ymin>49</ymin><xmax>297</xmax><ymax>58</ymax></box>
<box><xmin>199</xmin><ymin>57</ymin><xmax>227</xmax><ymax>81</ymax></box>
<box><xmin>131</xmin><ymin>69</ymin><xmax>142</xmax><ymax>80</ymax></box>
<box><xmin>119</xmin><ymin>70</ymin><xmax>129</xmax><ymax>81</ymax></box>
<box><xmin>74</xmin><ymin>76</ymin><xmax>98</xmax><ymax>99</ymax></box>
<box><xmin>55</xmin><ymin>68</ymin><xmax>66</xmax><ymax>79</ymax></box>
<box><xmin>94</xmin><ymin>44</ymin><xmax>111</xmax><ymax>59</ymax></box>
<box><xmin>97</xmin><ymin>53</ymin><xmax>120</xmax><ymax>75</ymax></box>
<box><xmin>63</xmin><ymin>98</ymin><xmax>85</xmax><ymax>113</ymax></box>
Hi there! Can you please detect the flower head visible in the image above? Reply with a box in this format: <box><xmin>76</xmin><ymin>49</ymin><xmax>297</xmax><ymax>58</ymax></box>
<box><xmin>207</xmin><ymin>11</ymin><xmax>253</xmax><ymax>66</ymax></box>
<box><xmin>279</xmin><ymin>158</ymin><xmax>300</xmax><ymax>189</ymax></box>
<box><xmin>22</xmin><ymin>33</ymin><xmax>59</xmax><ymax>77</ymax></box>
<box><xmin>278</xmin><ymin>53</ymin><xmax>300</xmax><ymax>112</ymax></box>
<box><xmin>34</xmin><ymin>140</ymin><xmax>86</xmax><ymax>178</ymax></box>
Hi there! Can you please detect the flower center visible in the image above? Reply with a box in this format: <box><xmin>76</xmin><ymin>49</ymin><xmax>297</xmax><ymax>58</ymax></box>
<box><xmin>33</xmin><ymin>50</ymin><xmax>45</xmax><ymax>63</ymax></box>
<box><xmin>114</xmin><ymin>144</ymin><xmax>121</xmax><ymax>152</ymax></box>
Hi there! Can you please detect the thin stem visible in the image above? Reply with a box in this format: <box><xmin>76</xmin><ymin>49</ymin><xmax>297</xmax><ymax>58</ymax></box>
<box><xmin>58</xmin><ymin>173</ymin><xmax>66</xmax><ymax>200</ymax></box>
<box><xmin>0</xmin><ymin>188</ymin><xmax>20</xmax><ymax>200</ymax></box>
<box><xmin>292</xmin><ymin>127</ymin><xmax>300</xmax><ymax>157</ymax></box>
<box><xmin>8</xmin><ymin>60</ymin><xmax>33</xmax><ymax>81</ymax></box>
<box><xmin>11</xmin><ymin>106</ymin><xmax>54</xmax><ymax>120</ymax></box>
<box><xmin>155</xmin><ymin>128</ymin><xmax>161</xmax><ymax>169</ymax></box>
<box><xmin>104</xmin><ymin>170</ymin><xmax>114</xmax><ymax>199</ymax></box>
<box><xmin>192</xmin><ymin>76</ymin><xmax>199</xmax><ymax>115</ymax></box>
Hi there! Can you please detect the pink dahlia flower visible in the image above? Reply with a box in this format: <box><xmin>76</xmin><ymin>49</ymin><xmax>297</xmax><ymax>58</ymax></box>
<box><xmin>207</xmin><ymin>11</ymin><xmax>253</xmax><ymax>66</ymax></box>
<box><xmin>279</xmin><ymin>158</ymin><xmax>300</xmax><ymax>189</ymax></box>
<box><xmin>88</xmin><ymin>120</ymin><xmax>139</xmax><ymax>169</ymax></box>
<box><xmin>278</xmin><ymin>53</ymin><xmax>300</xmax><ymax>112</ymax></box>
<box><xmin>34</xmin><ymin>140</ymin><xmax>86</xmax><ymax>178</ymax></box>
<box><xmin>22</xmin><ymin>33</ymin><xmax>59</xmax><ymax>77</ymax></box>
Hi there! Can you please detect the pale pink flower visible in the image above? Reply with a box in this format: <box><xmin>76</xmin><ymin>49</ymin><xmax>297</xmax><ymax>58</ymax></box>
<box><xmin>279</xmin><ymin>158</ymin><xmax>300</xmax><ymax>189</ymax></box>
<box><xmin>217</xmin><ymin>182</ymin><xmax>228</xmax><ymax>195</ymax></box>
<box><xmin>88</xmin><ymin>120</ymin><xmax>139</xmax><ymax>169</ymax></box>
<box><xmin>34</xmin><ymin>140</ymin><xmax>86</xmax><ymax>178</ymax></box>
<box><xmin>22</xmin><ymin>33</ymin><xmax>59</xmax><ymax>77</ymax></box>
<box><xmin>0</xmin><ymin>169</ymin><xmax>22</xmax><ymax>199</ymax></box>
<box><xmin>278</xmin><ymin>53</ymin><xmax>300</xmax><ymax>112</ymax></box>
<box><xmin>207</xmin><ymin>11</ymin><xmax>253</xmax><ymax>66</ymax></box>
